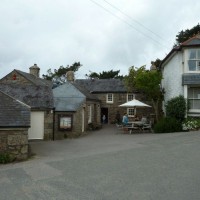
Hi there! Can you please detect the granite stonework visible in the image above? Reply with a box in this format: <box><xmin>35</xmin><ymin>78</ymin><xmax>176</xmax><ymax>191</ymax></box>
<box><xmin>75</xmin><ymin>79</ymin><xmax>154</xmax><ymax>124</ymax></box>
<box><xmin>54</xmin><ymin>101</ymin><xmax>101</xmax><ymax>139</ymax></box>
<box><xmin>44</xmin><ymin>111</ymin><xmax>54</xmax><ymax>140</ymax></box>
<box><xmin>0</xmin><ymin>128</ymin><xmax>29</xmax><ymax>161</ymax></box>
<box><xmin>0</xmin><ymin>66</ymin><xmax>54</xmax><ymax>141</ymax></box>
<box><xmin>96</xmin><ymin>93</ymin><xmax>127</xmax><ymax>123</ymax></box>
<box><xmin>54</xmin><ymin>111</ymin><xmax>83</xmax><ymax>139</ymax></box>
<box><xmin>95</xmin><ymin>93</ymin><xmax>153</xmax><ymax>123</ymax></box>
<box><xmin>86</xmin><ymin>100</ymin><xmax>101</xmax><ymax>129</ymax></box>
<box><xmin>1</xmin><ymin>71</ymin><xmax>30</xmax><ymax>85</ymax></box>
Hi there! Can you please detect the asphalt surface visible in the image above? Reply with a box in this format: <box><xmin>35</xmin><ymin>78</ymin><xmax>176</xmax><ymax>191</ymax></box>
<box><xmin>0</xmin><ymin>124</ymin><xmax>200</xmax><ymax>200</ymax></box>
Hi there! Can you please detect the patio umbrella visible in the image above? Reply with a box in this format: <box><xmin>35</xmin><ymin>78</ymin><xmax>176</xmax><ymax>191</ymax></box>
<box><xmin>119</xmin><ymin>99</ymin><xmax>151</xmax><ymax>115</ymax></box>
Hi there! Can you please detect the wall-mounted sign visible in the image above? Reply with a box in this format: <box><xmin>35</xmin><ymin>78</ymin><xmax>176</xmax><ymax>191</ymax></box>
<box><xmin>58</xmin><ymin>115</ymin><xmax>73</xmax><ymax>131</ymax></box>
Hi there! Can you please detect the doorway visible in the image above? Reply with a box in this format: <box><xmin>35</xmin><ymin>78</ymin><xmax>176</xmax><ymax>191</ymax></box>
<box><xmin>101</xmin><ymin>107</ymin><xmax>108</xmax><ymax>123</ymax></box>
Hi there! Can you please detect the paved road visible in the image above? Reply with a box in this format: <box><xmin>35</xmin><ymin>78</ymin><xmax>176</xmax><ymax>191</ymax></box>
<box><xmin>1</xmin><ymin>125</ymin><xmax>200</xmax><ymax>200</ymax></box>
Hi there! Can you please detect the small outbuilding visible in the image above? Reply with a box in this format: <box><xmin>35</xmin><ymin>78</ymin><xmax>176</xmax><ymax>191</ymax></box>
<box><xmin>53</xmin><ymin>80</ymin><xmax>101</xmax><ymax>139</ymax></box>
<box><xmin>0</xmin><ymin>90</ymin><xmax>30</xmax><ymax>161</ymax></box>
<box><xmin>0</xmin><ymin>64</ymin><xmax>54</xmax><ymax>140</ymax></box>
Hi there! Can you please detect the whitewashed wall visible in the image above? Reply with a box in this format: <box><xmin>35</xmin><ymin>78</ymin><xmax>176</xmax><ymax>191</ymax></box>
<box><xmin>162</xmin><ymin>51</ymin><xmax>184</xmax><ymax>112</ymax></box>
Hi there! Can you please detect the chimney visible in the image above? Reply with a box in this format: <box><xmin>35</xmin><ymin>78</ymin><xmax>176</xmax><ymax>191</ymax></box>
<box><xmin>150</xmin><ymin>61</ymin><xmax>157</xmax><ymax>71</ymax></box>
<box><xmin>29</xmin><ymin>64</ymin><xmax>40</xmax><ymax>78</ymax></box>
<box><xmin>66</xmin><ymin>71</ymin><xmax>75</xmax><ymax>82</ymax></box>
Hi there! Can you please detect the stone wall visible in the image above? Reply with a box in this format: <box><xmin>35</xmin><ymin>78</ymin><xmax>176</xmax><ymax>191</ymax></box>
<box><xmin>95</xmin><ymin>93</ymin><xmax>127</xmax><ymax>123</ymax></box>
<box><xmin>0</xmin><ymin>128</ymin><xmax>29</xmax><ymax>161</ymax></box>
<box><xmin>94</xmin><ymin>93</ymin><xmax>129</xmax><ymax>123</ymax></box>
<box><xmin>1</xmin><ymin>71</ymin><xmax>32</xmax><ymax>85</ymax></box>
<box><xmin>94</xmin><ymin>92</ymin><xmax>154</xmax><ymax>123</ymax></box>
<box><xmin>54</xmin><ymin>110</ymin><xmax>84</xmax><ymax>139</ymax></box>
<box><xmin>44</xmin><ymin>111</ymin><xmax>54</xmax><ymax>140</ymax></box>
<box><xmin>54</xmin><ymin>100</ymin><xmax>101</xmax><ymax>139</ymax></box>
<box><xmin>85</xmin><ymin>100</ymin><xmax>101</xmax><ymax>129</ymax></box>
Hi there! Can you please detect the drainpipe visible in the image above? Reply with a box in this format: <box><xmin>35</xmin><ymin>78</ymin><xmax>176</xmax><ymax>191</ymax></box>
<box><xmin>52</xmin><ymin>107</ymin><xmax>55</xmax><ymax>141</ymax></box>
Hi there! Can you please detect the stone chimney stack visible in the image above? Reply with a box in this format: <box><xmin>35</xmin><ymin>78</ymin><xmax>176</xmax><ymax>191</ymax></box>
<box><xmin>66</xmin><ymin>71</ymin><xmax>75</xmax><ymax>82</ymax></box>
<box><xmin>29</xmin><ymin>64</ymin><xmax>40</xmax><ymax>78</ymax></box>
<box><xmin>150</xmin><ymin>61</ymin><xmax>157</xmax><ymax>71</ymax></box>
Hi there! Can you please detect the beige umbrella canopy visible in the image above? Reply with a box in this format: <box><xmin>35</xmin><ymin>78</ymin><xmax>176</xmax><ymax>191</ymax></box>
<box><xmin>119</xmin><ymin>99</ymin><xmax>151</xmax><ymax>107</ymax></box>
<box><xmin>119</xmin><ymin>99</ymin><xmax>151</xmax><ymax>115</ymax></box>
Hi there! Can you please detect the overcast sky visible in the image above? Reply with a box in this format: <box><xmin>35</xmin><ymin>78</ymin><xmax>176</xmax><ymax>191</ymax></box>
<box><xmin>0</xmin><ymin>0</ymin><xmax>199</xmax><ymax>79</ymax></box>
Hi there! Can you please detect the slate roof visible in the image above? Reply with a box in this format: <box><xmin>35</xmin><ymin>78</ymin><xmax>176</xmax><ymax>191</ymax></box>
<box><xmin>75</xmin><ymin>79</ymin><xmax>127</xmax><ymax>93</ymax></box>
<box><xmin>0</xmin><ymin>90</ymin><xmax>30</xmax><ymax>127</ymax></box>
<box><xmin>160</xmin><ymin>34</ymin><xmax>200</xmax><ymax>67</ymax></box>
<box><xmin>0</xmin><ymin>83</ymin><xmax>54</xmax><ymax>109</ymax></box>
<box><xmin>53</xmin><ymin>82</ymin><xmax>86</xmax><ymax>111</ymax></box>
<box><xmin>71</xmin><ymin>82</ymin><xmax>100</xmax><ymax>101</ymax></box>
<box><xmin>15</xmin><ymin>69</ymin><xmax>53</xmax><ymax>87</ymax></box>
<box><xmin>181</xmin><ymin>34</ymin><xmax>200</xmax><ymax>46</ymax></box>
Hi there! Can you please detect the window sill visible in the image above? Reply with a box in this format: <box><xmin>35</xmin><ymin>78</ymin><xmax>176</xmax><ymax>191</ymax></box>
<box><xmin>188</xmin><ymin>109</ymin><xmax>200</xmax><ymax>113</ymax></box>
<box><xmin>186</xmin><ymin>71</ymin><xmax>200</xmax><ymax>73</ymax></box>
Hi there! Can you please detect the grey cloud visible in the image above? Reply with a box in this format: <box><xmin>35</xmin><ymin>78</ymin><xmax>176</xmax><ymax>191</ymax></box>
<box><xmin>0</xmin><ymin>0</ymin><xmax>199</xmax><ymax>78</ymax></box>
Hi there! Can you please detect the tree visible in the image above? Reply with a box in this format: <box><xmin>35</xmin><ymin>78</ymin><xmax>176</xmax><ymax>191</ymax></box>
<box><xmin>42</xmin><ymin>62</ymin><xmax>82</xmax><ymax>80</ymax></box>
<box><xmin>124</xmin><ymin>66</ymin><xmax>145</xmax><ymax>92</ymax></box>
<box><xmin>85</xmin><ymin>69</ymin><xmax>124</xmax><ymax>79</ymax></box>
<box><xmin>125</xmin><ymin>66</ymin><xmax>163</xmax><ymax>122</ymax></box>
<box><xmin>152</xmin><ymin>58</ymin><xmax>162</xmax><ymax>71</ymax></box>
<box><xmin>175</xmin><ymin>23</ymin><xmax>200</xmax><ymax>45</ymax></box>
<box><xmin>135</xmin><ymin>68</ymin><xmax>163</xmax><ymax>122</ymax></box>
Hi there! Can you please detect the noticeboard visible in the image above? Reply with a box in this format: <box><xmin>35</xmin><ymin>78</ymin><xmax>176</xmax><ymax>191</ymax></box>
<box><xmin>58</xmin><ymin>115</ymin><xmax>73</xmax><ymax>131</ymax></box>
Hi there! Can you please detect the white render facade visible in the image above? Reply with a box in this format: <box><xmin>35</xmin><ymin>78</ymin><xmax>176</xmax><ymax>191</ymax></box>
<box><xmin>161</xmin><ymin>35</ymin><xmax>200</xmax><ymax>116</ymax></box>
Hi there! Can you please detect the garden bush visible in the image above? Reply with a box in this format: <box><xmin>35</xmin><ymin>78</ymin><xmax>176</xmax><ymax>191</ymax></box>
<box><xmin>165</xmin><ymin>95</ymin><xmax>187</xmax><ymax>122</ymax></box>
<box><xmin>154</xmin><ymin>117</ymin><xmax>182</xmax><ymax>133</ymax></box>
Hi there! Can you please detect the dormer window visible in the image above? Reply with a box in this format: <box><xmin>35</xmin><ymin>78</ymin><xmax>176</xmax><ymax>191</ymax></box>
<box><xmin>188</xmin><ymin>49</ymin><xmax>200</xmax><ymax>71</ymax></box>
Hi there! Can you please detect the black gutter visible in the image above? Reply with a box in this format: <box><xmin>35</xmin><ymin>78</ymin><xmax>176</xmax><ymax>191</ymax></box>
<box><xmin>52</xmin><ymin>107</ymin><xmax>55</xmax><ymax>141</ymax></box>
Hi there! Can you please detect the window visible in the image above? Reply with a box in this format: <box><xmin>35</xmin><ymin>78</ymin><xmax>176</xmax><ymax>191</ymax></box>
<box><xmin>127</xmin><ymin>108</ymin><xmax>135</xmax><ymax>117</ymax></box>
<box><xmin>107</xmin><ymin>93</ymin><xmax>113</xmax><ymax>103</ymax></box>
<box><xmin>58</xmin><ymin>115</ymin><xmax>73</xmax><ymax>131</ymax></box>
<box><xmin>127</xmin><ymin>93</ymin><xmax>135</xmax><ymax>102</ymax></box>
<box><xmin>188</xmin><ymin>87</ymin><xmax>200</xmax><ymax>110</ymax></box>
<box><xmin>187</xmin><ymin>49</ymin><xmax>200</xmax><ymax>71</ymax></box>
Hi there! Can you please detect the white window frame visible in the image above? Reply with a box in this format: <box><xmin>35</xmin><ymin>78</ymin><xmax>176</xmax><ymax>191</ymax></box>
<box><xmin>188</xmin><ymin>87</ymin><xmax>200</xmax><ymax>112</ymax></box>
<box><xmin>107</xmin><ymin>93</ymin><xmax>113</xmax><ymax>103</ymax></box>
<box><xmin>127</xmin><ymin>93</ymin><xmax>135</xmax><ymax>102</ymax></box>
<box><xmin>187</xmin><ymin>49</ymin><xmax>200</xmax><ymax>72</ymax></box>
<box><xmin>127</xmin><ymin>108</ymin><xmax>135</xmax><ymax>117</ymax></box>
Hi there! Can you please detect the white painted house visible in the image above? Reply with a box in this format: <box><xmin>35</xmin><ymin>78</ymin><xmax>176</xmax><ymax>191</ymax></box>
<box><xmin>161</xmin><ymin>34</ymin><xmax>200</xmax><ymax>116</ymax></box>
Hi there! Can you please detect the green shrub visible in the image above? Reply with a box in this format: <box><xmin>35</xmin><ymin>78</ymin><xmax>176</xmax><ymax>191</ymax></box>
<box><xmin>154</xmin><ymin>117</ymin><xmax>182</xmax><ymax>133</ymax></box>
<box><xmin>0</xmin><ymin>153</ymin><xmax>11</xmax><ymax>164</ymax></box>
<box><xmin>165</xmin><ymin>95</ymin><xmax>187</xmax><ymax>122</ymax></box>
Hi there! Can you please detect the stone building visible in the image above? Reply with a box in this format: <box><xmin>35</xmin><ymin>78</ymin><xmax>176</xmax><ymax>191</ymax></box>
<box><xmin>75</xmin><ymin>79</ymin><xmax>152</xmax><ymax>123</ymax></box>
<box><xmin>0</xmin><ymin>65</ymin><xmax>153</xmax><ymax>143</ymax></box>
<box><xmin>0</xmin><ymin>91</ymin><xmax>30</xmax><ymax>161</ymax></box>
<box><xmin>53</xmin><ymin>80</ymin><xmax>101</xmax><ymax>139</ymax></box>
<box><xmin>0</xmin><ymin>64</ymin><xmax>54</xmax><ymax>140</ymax></box>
